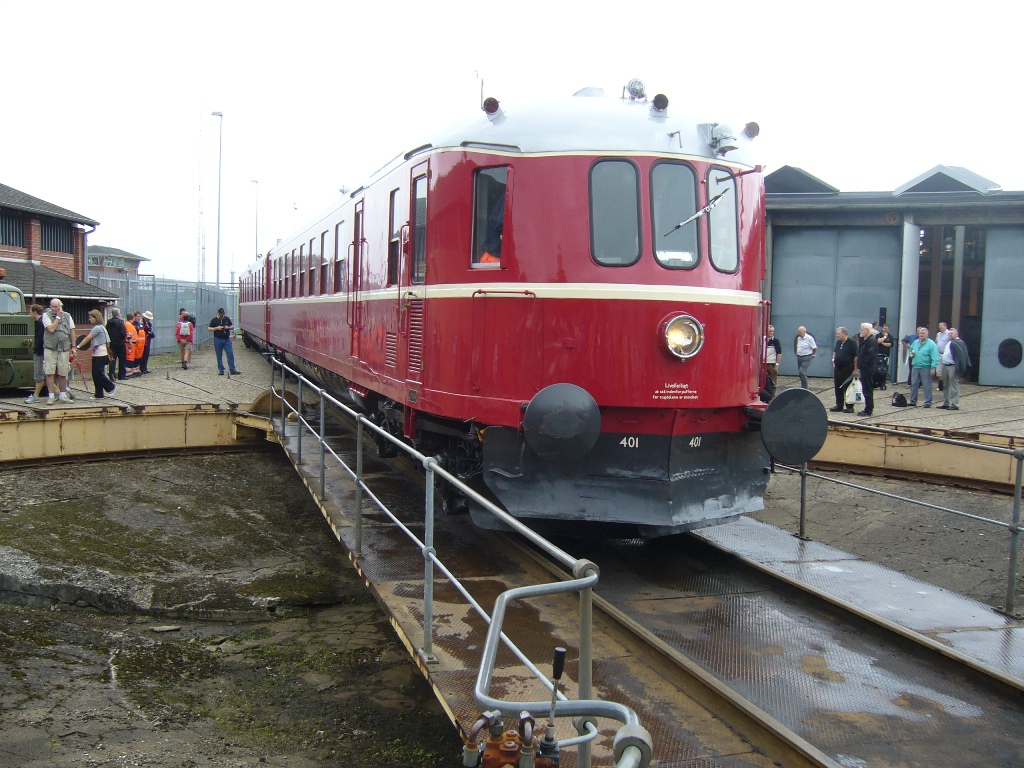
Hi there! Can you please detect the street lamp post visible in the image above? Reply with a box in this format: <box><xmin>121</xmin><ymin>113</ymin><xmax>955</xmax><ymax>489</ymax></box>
<box><xmin>211</xmin><ymin>111</ymin><xmax>223</xmax><ymax>286</ymax></box>
<box><xmin>251</xmin><ymin>179</ymin><xmax>259</xmax><ymax>260</ymax></box>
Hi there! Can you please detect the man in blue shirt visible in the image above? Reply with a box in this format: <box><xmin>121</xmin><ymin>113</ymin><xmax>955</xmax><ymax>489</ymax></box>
<box><xmin>908</xmin><ymin>327</ymin><xmax>940</xmax><ymax>408</ymax></box>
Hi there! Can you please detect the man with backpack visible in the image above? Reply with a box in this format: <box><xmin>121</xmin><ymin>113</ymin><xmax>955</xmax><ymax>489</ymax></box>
<box><xmin>175</xmin><ymin>309</ymin><xmax>195</xmax><ymax>370</ymax></box>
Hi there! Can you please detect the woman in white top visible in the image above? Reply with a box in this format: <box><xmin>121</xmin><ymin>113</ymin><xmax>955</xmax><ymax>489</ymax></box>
<box><xmin>75</xmin><ymin>309</ymin><xmax>118</xmax><ymax>399</ymax></box>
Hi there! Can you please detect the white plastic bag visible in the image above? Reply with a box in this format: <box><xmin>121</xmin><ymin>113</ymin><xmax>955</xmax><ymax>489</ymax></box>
<box><xmin>845</xmin><ymin>378</ymin><xmax>864</xmax><ymax>405</ymax></box>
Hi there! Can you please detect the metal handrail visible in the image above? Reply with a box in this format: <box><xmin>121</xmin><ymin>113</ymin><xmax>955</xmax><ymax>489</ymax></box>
<box><xmin>264</xmin><ymin>355</ymin><xmax>652</xmax><ymax>768</ymax></box>
<box><xmin>781</xmin><ymin>417</ymin><xmax>1024</xmax><ymax>616</ymax></box>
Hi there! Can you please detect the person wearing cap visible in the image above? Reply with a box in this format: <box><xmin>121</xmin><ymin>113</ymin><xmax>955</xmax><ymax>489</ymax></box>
<box><xmin>139</xmin><ymin>311</ymin><xmax>155</xmax><ymax>374</ymax></box>
<box><xmin>208</xmin><ymin>307</ymin><xmax>240</xmax><ymax>375</ymax></box>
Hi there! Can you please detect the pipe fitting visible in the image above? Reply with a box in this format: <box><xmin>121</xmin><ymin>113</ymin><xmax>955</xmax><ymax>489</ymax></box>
<box><xmin>613</xmin><ymin>723</ymin><xmax>654</xmax><ymax>768</ymax></box>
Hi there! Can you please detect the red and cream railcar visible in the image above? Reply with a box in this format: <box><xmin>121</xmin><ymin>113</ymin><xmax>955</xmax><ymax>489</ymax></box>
<box><xmin>240</xmin><ymin>83</ymin><xmax>770</xmax><ymax>536</ymax></box>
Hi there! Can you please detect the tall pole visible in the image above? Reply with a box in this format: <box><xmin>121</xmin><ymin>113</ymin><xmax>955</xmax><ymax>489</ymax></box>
<box><xmin>251</xmin><ymin>179</ymin><xmax>259</xmax><ymax>259</ymax></box>
<box><xmin>211</xmin><ymin>111</ymin><xmax>223</xmax><ymax>286</ymax></box>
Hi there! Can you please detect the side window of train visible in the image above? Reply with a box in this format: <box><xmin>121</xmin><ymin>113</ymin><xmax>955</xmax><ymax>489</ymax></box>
<box><xmin>334</xmin><ymin>221</ymin><xmax>346</xmax><ymax>293</ymax></box>
<box><xmin>472</xmin><ymin>166</ymin><xmax>508</xmax><ymax>266</ymax></box>
<box><xmin>590</xmin><ymin>159</ymin><xmax>641</xmax><ymax>266</ymax></box>
<box><xmin>388</xmin><ymin>188</ymin><xmax>400</xmax><ymax>285</ymax></box>
<box><xmin>707</xmin><ymin>168</ymin><xmax>739</xmax><ymax>273</ymax></box>
<box><xmin>651</xmin><ymin>161</ymin><xmax>699</xmax><ymax>269</ymax></box>
<box><xmin>412</xmin><ymin>175</ymin><xmax>427</xmax><ymax>284</ymax></box>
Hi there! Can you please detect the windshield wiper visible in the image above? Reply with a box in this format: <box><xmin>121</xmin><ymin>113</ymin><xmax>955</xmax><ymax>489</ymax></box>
<box><xmin>662</xmin><ymin>189</ymin><xmax>729</xmax><ymax>237</ymax></box>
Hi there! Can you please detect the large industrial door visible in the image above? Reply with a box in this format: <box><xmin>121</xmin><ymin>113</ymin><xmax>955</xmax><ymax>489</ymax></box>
<box><xmin>771</xmin><ymin>227</ymin><xmax>901</xmax><ymax>379</ymax></box>
<box><xmin>979</xmin><ymin>226</ymin><xmax>1024</xmax><ymax>385</ymax></box>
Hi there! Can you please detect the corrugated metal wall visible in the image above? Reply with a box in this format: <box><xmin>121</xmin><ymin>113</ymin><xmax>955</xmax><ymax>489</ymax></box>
<box><xmin>771</xmin><ymin>227</ymin><xmax>902</xmax><ymax>378</ymax></box>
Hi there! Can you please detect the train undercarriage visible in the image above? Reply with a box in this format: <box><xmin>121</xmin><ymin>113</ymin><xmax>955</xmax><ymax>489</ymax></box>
<box><xmin>251</xmin><ymin>336</ymin><xmax>773</xmax><ymax>537</ymax></box>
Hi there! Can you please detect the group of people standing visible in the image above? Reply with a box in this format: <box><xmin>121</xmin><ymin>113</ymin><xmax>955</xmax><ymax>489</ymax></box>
<box><xmin>775</xmin><ymin>322</ymin><xmax>971</xmax><ymax>414</ymax></box>
<box><xmin>104</xmin><ymin>308</ymin><xmax>155</xmax><ymax>381</ymax></box>
<box><xmin>23</xmin><ymin>303</ymin><xmax>241</xmax><ymax>406</ymax></box>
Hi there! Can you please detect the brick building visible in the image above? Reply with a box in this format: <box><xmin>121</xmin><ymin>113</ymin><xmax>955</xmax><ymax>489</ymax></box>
<box><xmin>0</xmin><ymin>182</ymin><xmax>116</xmax><ymax>320</ymax></box>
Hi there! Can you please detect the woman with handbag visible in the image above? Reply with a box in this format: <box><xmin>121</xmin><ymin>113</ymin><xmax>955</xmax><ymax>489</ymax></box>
<box><xmin>75</xmin><ymin>309</ymin><xmax>117</xmax><ymax>399</ymax></box>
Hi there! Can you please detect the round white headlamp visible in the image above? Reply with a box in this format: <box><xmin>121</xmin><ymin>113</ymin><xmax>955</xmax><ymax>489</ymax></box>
<box><xmin>664</xmin><ymin>314</ymin><xmax>704</xmax><ymax>359</ymax></box>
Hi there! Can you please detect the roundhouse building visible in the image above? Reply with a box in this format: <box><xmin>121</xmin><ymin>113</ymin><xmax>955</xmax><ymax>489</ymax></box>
<box><xmin>765</xmin><ymin>165</ymin><xmax>1024</xmax><ymax>386</ymax></box>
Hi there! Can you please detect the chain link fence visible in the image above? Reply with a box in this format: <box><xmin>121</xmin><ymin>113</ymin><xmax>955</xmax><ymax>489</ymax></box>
<box><xmin>87</xmin><ymin>275</ymin><xmax>238</xmax><ymax>354</ymax></box>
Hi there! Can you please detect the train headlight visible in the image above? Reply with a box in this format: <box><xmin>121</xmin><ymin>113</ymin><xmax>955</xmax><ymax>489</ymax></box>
<box><xmin>663</xmin><ymin>315</ymin><xmax>704</xmax><ymax>359</ymax></box>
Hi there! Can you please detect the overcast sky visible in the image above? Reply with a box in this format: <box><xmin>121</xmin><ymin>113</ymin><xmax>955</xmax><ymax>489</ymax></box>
<box><xmin>3</xmin><ymin>1</ymin><xmax>1021</xmax><ymax>282</ymax></box>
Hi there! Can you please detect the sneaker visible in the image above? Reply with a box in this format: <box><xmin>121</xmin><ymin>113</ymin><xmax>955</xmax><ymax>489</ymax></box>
<box><xmin>949</xmin><ymin>405</ymin><xmax>959</xmax><ymax>410</ymax></box>
<box><xmin>90</xmin><ymin>395</ymin><xmax>104</xmax><ymax>400</ymax></box>
<box><xmin>218</xmin><ymin>371</ymin><xmax>224</xmax><ymax>375</ymax></box>
<box><xmin>229</xmin><ymin>370</ymin><xmax>241</xmax><ymax>375</ymax></box>
<box><xmin>64</xmin><ymin>390</ymin><xmax>75</xmax><ymax>401</ymax></box>
<box><xmin>108</xmin><ymin>383</ymin><xmax>116</xmax><ymax>396</ymax></box>
<box><xmin>24</xmin><ymin>395</ymin><xmax>39</xmax><ymax>403</ymax></box>
<box><xmin>57</xmin><ymin>392</ymin><xmax>71</xmax><ymax>403</ymax></box>
<box><xmin>46</xmin><ymin>395</ymin><xmax>56</xmax><ymax>405</ymax></box>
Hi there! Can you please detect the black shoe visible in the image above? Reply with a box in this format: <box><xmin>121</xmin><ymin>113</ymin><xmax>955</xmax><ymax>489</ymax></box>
<box><xmin>909</xmin><ymin>401</ymin><xmax>917</xmax><ymax>406</ymax></box>
<box><xmin>829</xmin><ymin>406</ymin><xmax>843</xmax><ymax>412</ymax></box>
<box><xmin>949</xmin><ymin>405</ymin><xmax>959</xmax><ymax>410</ymax></box>
<box><xmin>844</xmin><ymin>406</ymin><xmax>854</xmax><ymax>413</ymax></box>
<box><xmin>218</xmin><ymin>371</ymin><xmax>224</xmax><ymax>375</ymax></box>
<box><xmin>937</xmin><ymin>405</ymin><xmax>949</xmax><ymax>409</ymax></box>
<box><xmin>938</xmin><ymin>383</ymin><xmax>943</xmax><ymax>391</ymax></box>
<box><xmin>923</xmin><ymin>403</ymin><xmax>931</xmax><ymax>408</ymax></box>
<box><xmin>229</xmin><ymin>370</ymin><xmax>241</xmax><ymax>375</ymax></box>
<box><xmin>857</xmin><ymin>410</ymin><xmax>872</xmax><ymax>416</ymax></box>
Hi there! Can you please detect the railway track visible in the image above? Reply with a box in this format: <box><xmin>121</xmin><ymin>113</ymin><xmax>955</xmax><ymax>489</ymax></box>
<box><xmin>275</xmin><ymin>409</ymin><xmax>1024</xmax><ymax>768</ymax></box>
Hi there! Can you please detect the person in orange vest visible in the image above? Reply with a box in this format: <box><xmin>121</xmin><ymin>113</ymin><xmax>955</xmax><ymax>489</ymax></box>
<box><xmin>124</xmin><ymin>312</ymin><xmax>140</xmax><ymax>377</ymax></box>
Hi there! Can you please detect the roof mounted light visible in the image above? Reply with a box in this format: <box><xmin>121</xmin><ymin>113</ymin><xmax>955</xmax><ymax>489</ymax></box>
<box><xmin>744</xmin><ymin>122</ymin><xmax>760</xmax><ymax>138</ymax></box>
<box><xmin>482</xmin><ymin>97</ymin><xmax>503</xmax><ymax>121</ymax></box>
<box><xmin>706</xmin><ymin>123</ymin><xmax>738</xmax><ymax>155</ymax></box>
<box><xmin>651</xmin><ymin>93</ymin><xmax>669</xmax><ymax>114</ymax></box>
<box><xmin>624</xmin><ymin>78</ymin><xmax>646</xmax><ymax>100</ymax></box>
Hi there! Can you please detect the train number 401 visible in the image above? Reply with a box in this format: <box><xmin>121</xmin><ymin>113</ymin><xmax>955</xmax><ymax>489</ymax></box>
<box><xmin>619</xmin><ymin>436</ymin><xmax>640</xmax><ymax>448</ymax></box>
<box><xmin>689</xmin><ymin>436</ymin><xmax>702</xmax><ymax>448</ymax></box>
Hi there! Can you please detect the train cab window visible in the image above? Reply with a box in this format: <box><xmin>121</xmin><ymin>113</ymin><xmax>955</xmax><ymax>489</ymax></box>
<box><xmin>412</xmin><ymin>175</ymin><xmax>427</xmax><ymax>284</ymax></box>
<box><xmin>707</xmin><ymin>168</ymin><xmax>739</xmax><ymax>273</ymax></box>
<box><xmin>590</xmin><ymin>160</ymin><xmax>641</xmax><ymax>266</ymax></box>
<box><xmin>472</xmin><ymin>167</ymin><xmax>507</xmax><ymax>266</ymax></box>
<box><xmin>387</xmin><ymin>188</ymin><xmax>400</xmax><ymax>285</ymax></box>
<box><xmin>651</xmin><ymin>162</ymin><xmax>698</xmax><ymax>269</ymax></box>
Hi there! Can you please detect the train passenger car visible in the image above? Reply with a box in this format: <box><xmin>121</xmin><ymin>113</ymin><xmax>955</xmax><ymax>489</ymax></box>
<box><xmin>240</xmin><ymin>81</ymin><xmax>772</xmax><ymax>536</ymax></box>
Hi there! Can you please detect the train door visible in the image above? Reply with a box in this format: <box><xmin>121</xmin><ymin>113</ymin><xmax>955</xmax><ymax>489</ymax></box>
<box><xmin>347</xmin><ymin>200</ymin><xmax>365</xmax><ymax>357</ymax></box>
<box><xmin>401</xmin><ymin>163</ymin><xmax>428</xmax><ymax>389</ymax></box>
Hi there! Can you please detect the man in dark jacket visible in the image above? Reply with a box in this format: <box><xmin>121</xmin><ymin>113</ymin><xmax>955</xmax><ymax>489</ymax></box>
<box><xmin>938</xmin><ymin>328</ymin><xmax>971</xmax><ymax>410</ymax></box>
<box><xmin>105</xmin><ymin>308</ymin><xmax>128</xmax><ymax>381</ymax></box>
<box><xmin>854</xmin><ymin>322</ymin><xmax>877</xmax><ymax>416</ymax></box>
<box><xmin>830</xmin><ymin>327</ymin><xmax>858</xmax><ymax>413</ymax></box>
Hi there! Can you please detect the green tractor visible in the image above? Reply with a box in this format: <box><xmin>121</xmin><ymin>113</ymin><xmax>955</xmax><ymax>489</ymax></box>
<box><xmin>0</xmin><ymin>268</ymin><xmax>35</xmax><ymax>389</ymax></box>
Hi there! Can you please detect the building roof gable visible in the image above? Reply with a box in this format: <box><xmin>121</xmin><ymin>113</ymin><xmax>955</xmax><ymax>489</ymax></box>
<box><xmin>764</xmin><ymin>165</ymin><xmax>840</xmax><ymax>194</ymax></box>
<box><xmin>894</xmin><ymin>165</ymin><xmax>1002</xmax><ymax>196</ymax></box>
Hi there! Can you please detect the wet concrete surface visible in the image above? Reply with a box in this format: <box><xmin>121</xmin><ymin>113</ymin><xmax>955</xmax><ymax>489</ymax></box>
<box><xmin>0</xmin><ymin>452</ymin><xmax>457</xmax><ymax>768</ymax></box>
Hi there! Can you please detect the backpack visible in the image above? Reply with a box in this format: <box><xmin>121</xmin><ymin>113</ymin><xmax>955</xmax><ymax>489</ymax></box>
<box><xmin>177</xmin><ymin>320</ymin><xmax>192</xmax><ymax>337</ymax></box>
<box><xmin>891</xmin><ymin>392</ymin><xmax>908</xmax><ymax>407</ymax></box>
